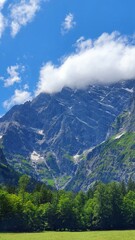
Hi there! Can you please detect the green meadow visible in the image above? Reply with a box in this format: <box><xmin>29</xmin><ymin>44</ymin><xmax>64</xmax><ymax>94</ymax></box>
<box><xmin>0</xmin><ymin>231</ymin><xmax>134</xmax><ymax>240</ymax></box>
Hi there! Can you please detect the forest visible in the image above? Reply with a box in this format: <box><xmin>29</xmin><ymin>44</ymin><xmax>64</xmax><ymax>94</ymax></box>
<box><xmin>1</xmin><ymin>175</ymin><xmax>135</xmax><ymax>232</ymax></box>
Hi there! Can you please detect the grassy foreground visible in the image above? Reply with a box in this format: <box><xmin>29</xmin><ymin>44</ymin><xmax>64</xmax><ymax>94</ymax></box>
<box><xmin>0</xmin><ymin>231</ymin><xmax>135</xmax><ymax>240</ymax></box>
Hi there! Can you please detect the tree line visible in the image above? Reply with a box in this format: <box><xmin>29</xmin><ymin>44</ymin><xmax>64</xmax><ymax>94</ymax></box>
<box><xmin>0</xmin><ymin>175</ymin><xmax>135</xmax><ymax>232</ymax></box>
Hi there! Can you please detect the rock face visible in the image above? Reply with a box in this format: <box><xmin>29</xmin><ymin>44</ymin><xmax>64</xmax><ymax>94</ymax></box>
<box><xmin>0</xmin><ymin>80</ymin><xmax>135</xmax><ymax>189</ymax></box>
<box><xmin>67</xmin><ymin>91</ymin><xmax>135</xmax><ymax>192</ymax></box>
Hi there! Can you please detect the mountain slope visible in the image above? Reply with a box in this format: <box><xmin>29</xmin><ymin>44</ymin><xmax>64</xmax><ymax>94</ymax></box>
<box><xmin>66</xmin><ymin>94</ymin><xmax>135</xmax><ymax>191</ymax></box>
<box><xmin>0</xmin><ymin>80</ymin><xmax>135</xmax><ymax>189</ymax></box>
<box><xmin>0</xmin><ymin>148</ymin><xmax>19</xmax><ymax>186</ymax></box>
<box><xmin>66</xmin><ymin>132</ymin><xmax>135</xmax><ymax>191</ymax></box>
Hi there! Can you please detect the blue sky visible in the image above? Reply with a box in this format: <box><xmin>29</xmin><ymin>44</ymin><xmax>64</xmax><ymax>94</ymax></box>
<box><xmin>0</xmin><ymin>0</ymin><xmax>135</xmax><ymax>115</ymax></box>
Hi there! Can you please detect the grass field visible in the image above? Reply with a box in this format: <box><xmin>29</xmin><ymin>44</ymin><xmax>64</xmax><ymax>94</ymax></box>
<box><xmin>0</xmin><ymin>231</ymin><xmax>134</xmax><ymax>240</ymax></box>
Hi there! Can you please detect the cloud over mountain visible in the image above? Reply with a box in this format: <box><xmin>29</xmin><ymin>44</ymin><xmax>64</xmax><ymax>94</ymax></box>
<box><xmin>3</xmin><ymin>89</ymin><xmax>32</xmax><ymax>109</ymax></box>
<box><xmin>36</xmin><ymin>32</ymin><xmax>135</xmax><ymax>94</ymax></box>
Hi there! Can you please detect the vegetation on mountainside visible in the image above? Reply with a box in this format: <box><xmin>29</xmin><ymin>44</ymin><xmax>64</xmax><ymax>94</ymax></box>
<box><xmin>67</xmin><ymin>132</ymin><xmax>135</xmax><ymax>191</ymax></box>
<box><xmin>1</xmin><ymin>175</ymin><xmax>135</xmax><ymax>232</ymax></box>
<box><xmin>94</xmin><ymin>132</ymin><xmax>135</xmax><ymax>176</ymax></box>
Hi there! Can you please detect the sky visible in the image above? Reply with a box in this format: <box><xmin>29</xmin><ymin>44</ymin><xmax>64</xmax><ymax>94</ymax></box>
<box><xmin>1</xmin><ymin>0</ymin><xmax>135</xmax><ymax>115</ymax></box>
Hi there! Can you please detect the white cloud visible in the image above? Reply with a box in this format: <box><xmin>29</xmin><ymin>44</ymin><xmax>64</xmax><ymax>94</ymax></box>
<box><xmin>36</xmin><ymin>32</ymin><xmax>135</xmax><ymax>95</ymax></box>
<box><xmin>0</xmin><ymin>12</ymin><xmax>6</xmax><ymax>37</ymax></box>
<box><xmin>0</xmin><ymin>0</ymin><xmax>6</xmax><ymax>9</ymax></box>
<box><xmin>10</xmin><ymin>0</ymin><xmax>41</xmax><ymax>37</ymax></box>
<box><xmin>0</xmin><ymin>0</ymin><xmax>46</xmax><ymax>38</ymax></box>
<box><xmin>23</xmin><ymin>83</ymin><xmax>29</xmax><ymax>90</ymax></box>
<box><xmin>2</xmin><ymin>65</ymin><xmax>25</xmax><ymax>87</ymax></box>
<box><xmin>0</xmin><ymin>0</ymin><xmax>7</xmax><ymax>37</ymax></box>
<box><xmin>61</xmin><ymin>13</ymin><xmax>76</xmax><ymax>34</ymax></box>
<box><xmin>75</xmin><ymin>36</ymin><xmax>92</xmax><ymax>52</ymax></box>
<box><xmin>3</xmin><ymin>89</ymin><xmax>32</xmax><ymax>109</ymax></box>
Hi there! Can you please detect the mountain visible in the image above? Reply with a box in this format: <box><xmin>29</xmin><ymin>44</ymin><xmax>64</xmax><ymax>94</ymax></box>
<box><xmin>0</xmin><ymin>80</ymin><xmax>135</xmax><ymax>190</ymax></box>
<box><xmin>67</xmin><ymin>93</ymin><xmax>135</xmax><ymax>191</ymax></box>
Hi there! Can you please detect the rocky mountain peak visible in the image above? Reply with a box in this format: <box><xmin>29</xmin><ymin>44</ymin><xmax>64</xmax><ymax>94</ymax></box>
<box><xmin>0</xmin><ymin>81</ymin><xmax>135</xmax><ymax>189</ymax></box>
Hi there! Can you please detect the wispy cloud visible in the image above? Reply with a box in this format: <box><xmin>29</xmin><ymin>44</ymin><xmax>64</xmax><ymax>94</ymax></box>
<box><xmin>36</xmin><ymin>32</ymin><xmax>135</xmax><ymax>94</ymax></box>
<box><xmin>10</xmin><ymin>0</ymin><xmax>41</xmax><ymax>37</ymax></box>
<box><xmin>0</xmin><ymin>0</ymin><xmax>7</xmax><ymax>9</ymax></box>
<box><xmin>23</xmin><ymin>83</ymin><xmax>29</xmax><ymax>90</ymax></box>
<box><xmin>3</xmin><ymin>89</ymin><xmax>32</xmax><ymax>109</ymax></box>
<box><xmin>1</xmin><ymin>65</ymin><xmax>25</xmax><ymax>87</ymax></box>
<box><xmin>0</xmin><ymin>0</ymin><xmax>45</xmax><ymax>38</ymax></box>
<box><xmin>61</xmin><ymin>13</ymin><xmax>76</xmax><ymax>35</ymax></box>
<box><xmin>0</xmin><ymin>12</ymin><xmax>6</xmax><ymax>37</ymax></box>
<box><xmin>75</xmin><ymin>36</ymin><xmax>92</xmax><ymax>52</ymax></box>
<box><xmin>0</xmin><ymin>0</ymin><xmax>7</xmax><ymax>37</ymax></box>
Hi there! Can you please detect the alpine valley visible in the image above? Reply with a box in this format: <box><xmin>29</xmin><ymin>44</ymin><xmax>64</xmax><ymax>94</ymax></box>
<box><xmin>1</xmin><ymin>80</ymin><xmax>135</xmax><ymax>191</ymax></box>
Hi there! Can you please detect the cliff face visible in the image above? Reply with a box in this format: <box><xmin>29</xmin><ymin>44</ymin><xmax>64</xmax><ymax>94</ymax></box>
<box><xmin>66</xmin><ymin>91</ymin><xmax>135</xmax><ymax>192</ymax></box>
<box><xmin>0</xmin><ymin>80</ymin><xmax>135</xmax><ymax>189</ymax></box>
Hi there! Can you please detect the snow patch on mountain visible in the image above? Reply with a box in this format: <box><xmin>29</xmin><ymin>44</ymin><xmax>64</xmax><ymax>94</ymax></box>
<box><xmin>114</xmin><ymin>132</ymin><xmax>126</xmax><ymax>140</ymax></box>
<box><xmin>123</xmin><ymin>88</ymin><xmax>134</xmax><ymax>93</ymax></box>
<box><xmin>30</xmin><ymin>151</ymin><xmax>44</xmax><ymax>163</ymax></box>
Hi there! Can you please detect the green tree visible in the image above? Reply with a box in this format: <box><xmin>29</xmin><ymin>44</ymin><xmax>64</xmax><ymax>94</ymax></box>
<box><xmin>122</xmin><ymin>191</ymin><xmax>135</xmax><ymax>229</ymax></box>
<box><xmin>56</xmin><ymin>192</ymin><xmax>78</xmax><ymax>230</ymax></box>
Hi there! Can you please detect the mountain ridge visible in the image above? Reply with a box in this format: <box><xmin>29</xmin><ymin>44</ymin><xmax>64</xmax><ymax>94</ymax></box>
<box><xmin>0</xmin><ymin>80</ymin><xmax>135</xmax><ymax>190</ymax></box>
